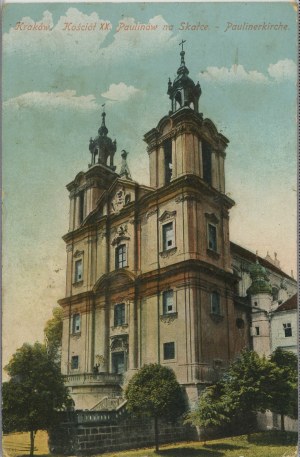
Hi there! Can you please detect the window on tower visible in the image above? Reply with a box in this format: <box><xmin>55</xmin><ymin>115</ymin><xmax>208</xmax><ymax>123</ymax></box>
<box><xmin>164</xmin><ymin>139</ymin><xmax>172</xmax><ymax>184</ymax></box>
<box><xmin>74</xmin><ymin>259</ymin><xmax>83</xmax><ymax>282</ymax></box>
<box><xmin>163</xmin><ymin>290</ymin><xmax>174</xmax><ymax>314</ymax></box>
<box><xmin>115</xmin><ymin>244</ymin><xmax>127</xmax><ymax>269</ymax></box>
<box><xmin>72</xmin><ymin>313</ymin><xmax>81</xmax><ymax>334</ymax></box>
<box><xmin>211</xmin><ymin>291</ymin><xmax>221</xmax><ymax>315</ymax></box>
<box><xmin>71</xmin><ymin>355</ymin><xmax>79</xmax><ymax>370</ymax></box>
<box><xmin>202</xmin><ymin>140</ymin><xmax>212</xmax><ymax>185</ymax></box>
<box><xmin>163</xmin><ymin>342</ymin><xmax>175</xmax><ymax>360</ymax></box>
<box><xmin>162</xmin><ymin>222</ymin><xmax>175</xmax><ymax>251</ymax></box>
<box><xmin>79</xmin><ymin>191</ymin><xmax>85</xmax><ymax>223</ymax></box>
<box><xmin>114</xmin><ymin>303</ymin><xmax>126</xmax><ymax>327</ymax></box>
<box><xmin>175</xmin><ymin>92</ymin><xmax>182</xmax><ymax>110</ymax></box>
<box><xmin>208</xmin><ymin>223</ymin><xmax>217</xmax><ymax>252</ymax></box>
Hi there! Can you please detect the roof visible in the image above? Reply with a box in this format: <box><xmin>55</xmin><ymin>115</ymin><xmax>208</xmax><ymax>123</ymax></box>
<box><xmin>275</xmin><ymin>294</ymin><xmax>297</xmax><ymax>312</ymax></box>
<box><xmin>230</xmin><ymin>242</ymin><xmax>296</xmax><ymax>281</ymax></box>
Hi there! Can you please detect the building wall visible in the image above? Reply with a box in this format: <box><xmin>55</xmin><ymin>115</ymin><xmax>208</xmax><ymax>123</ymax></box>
<box><xmin>271</xmin><ymin>310</ymin><xmax>297</xmax><ymax>353</ymax></box>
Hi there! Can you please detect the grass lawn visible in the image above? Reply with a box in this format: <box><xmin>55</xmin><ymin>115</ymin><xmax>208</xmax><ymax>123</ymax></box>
<box><xmin>2</xmin><ymin>431</ymin><xmax>297</xmax><ymax>457</ymax></box>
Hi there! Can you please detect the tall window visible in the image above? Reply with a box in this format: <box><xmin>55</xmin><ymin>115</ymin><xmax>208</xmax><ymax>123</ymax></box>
<box><xmin>79</xmin><ymin>191</ymin><xmax>85</xmax><ymax>223</ymax></box>
<box><xmin>163</xmin><ymin>342</ymin><xmax>175</xmax><ymax>360</ymax></box>
<box><xmin>74</xmin><ymin>259</ymin><xmax>83</xmax><ymax>282</ymax></box>
<box><xmin>71</xmin><ymin>355</ymin><xmax>79</xmax><ymax>370</ymax></box>
<box><xmin>283</xmin><ymin>323</ymin><xmax>292</xmax><ymax>337</ymax></box>
<box><xmin>202</xmin><ymin>140</ymin><xmax>212</xmax><ymax>185</ymax></box>
<box><xmin>164</xmin><ymin>139</ymin><xmax>172</xmax><ymax>184</ymax></box>
<box><xmin>211</xmin><ymin>291</ymin><xmax>221</xmax><ymax>315</ymax></box>
<box><xmin>162</xmin><ymin>222</ymin><xmax>175</xmax><ymax>251</ymax></box>
<box><xmin>208</xmin><ymin>224</ymin><xmax>217</xmax><ymax>251</ymax></box>
<box><xmin>163</xmin><ymin>290</ymin><xmax>174</xmax><ymax>314</ymax></box>
<box><xmin>114</xmin><ymin>303</ymin><xmax>126</xmax><ymax>327</ymax></box>
<box><xmin>115</xmin><ymin>244</ymin><xmax>127</xmax><ymax>269</ymax></box>
<box><xmin>72</xmin><ymin>314</ymin><xmax>81</xmax><ymax>334</ymax></box>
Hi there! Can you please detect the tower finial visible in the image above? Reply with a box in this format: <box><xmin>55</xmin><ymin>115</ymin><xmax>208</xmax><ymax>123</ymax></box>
<box><xmin>179</xmin><ymin>39</ymin><xmax>186</xmax><ymax>65</ymax></box>
<box><xmin>99</xmin><ymin>104</ymin><xmax>108</xmax><ymax>137</ymax></box>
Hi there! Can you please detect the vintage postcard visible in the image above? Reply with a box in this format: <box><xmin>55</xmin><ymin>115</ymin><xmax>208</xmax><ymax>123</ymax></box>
<box><xmin>2</xmin><ymin>1</ymin><xmax>298</xmax><ymax>456</ymax></box>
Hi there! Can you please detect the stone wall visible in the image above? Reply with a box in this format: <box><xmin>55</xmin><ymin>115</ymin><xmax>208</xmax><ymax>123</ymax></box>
<box><xmin>49</xmin><ymin>411</ymin><xmax>196</xmax><ymax>455</ymax></box>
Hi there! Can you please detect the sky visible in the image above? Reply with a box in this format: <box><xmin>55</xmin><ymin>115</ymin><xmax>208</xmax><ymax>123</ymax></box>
<box><xmin>2</xmin><ymin>2</ymin><xmax>298</xmax><ymax>371</ymax></box>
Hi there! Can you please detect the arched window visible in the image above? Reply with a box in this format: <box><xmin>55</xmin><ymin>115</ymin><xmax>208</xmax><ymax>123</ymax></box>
<box><xmin>175</xmin><ymin>91</ymin><xmax>182</xmax><ymax>110</ymax></box>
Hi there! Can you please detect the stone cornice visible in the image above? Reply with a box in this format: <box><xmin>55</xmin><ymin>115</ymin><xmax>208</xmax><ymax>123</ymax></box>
<box><xmin>58</xmin><ymin>291</ymin><xmax>94</xmax><ymax>308</ymax></box>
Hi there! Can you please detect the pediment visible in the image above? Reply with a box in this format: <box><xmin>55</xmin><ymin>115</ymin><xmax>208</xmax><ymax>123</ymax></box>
<box><xmin>158</xmin><ymin>210</ymin><xmax>176</xmax><ymax>222</ymax></box>
<box><xmin>93</xmin><ymin>270</ymin><xmax>136</xmax><ymax>293</ymax></box>
<box><xmin>205</xmin><ymin>212</ymin><xmax>219</xmax><ymax>224</ymax></box>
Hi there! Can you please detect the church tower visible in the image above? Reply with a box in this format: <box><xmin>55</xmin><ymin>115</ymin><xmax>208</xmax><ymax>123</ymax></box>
<box><xmin>144</xmin><ymin>45</ymin><xmax>232</xmax><ymax>272</ymax></box>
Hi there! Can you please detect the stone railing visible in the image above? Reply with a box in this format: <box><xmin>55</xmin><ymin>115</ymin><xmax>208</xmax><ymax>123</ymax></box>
<box><xmin>76</xmin><ymin>402</ymin><xmax>127</xmax><ymax>424</ymax></box>
<box><xmin>90</xmin><ymin>396</ymin><xmax>125</xmax><ymax>411</ymax></box>
<box><xmin>64</xmin><ymin>372</ymin><xmax>123</xmax><ymax>386</ymax></box>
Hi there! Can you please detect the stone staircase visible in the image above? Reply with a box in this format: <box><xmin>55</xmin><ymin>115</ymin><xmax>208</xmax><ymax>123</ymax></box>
<box><xmin>90</xmin><ymin>395</ymin><xmax>126</xmax><ymax>411</ymax></box>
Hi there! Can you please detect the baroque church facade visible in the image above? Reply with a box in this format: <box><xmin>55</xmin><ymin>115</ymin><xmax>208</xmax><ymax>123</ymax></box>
<box><xmin>59</xmin><ymin>48</ymin><xmax>297</xmax><ymax>410</ymax></box>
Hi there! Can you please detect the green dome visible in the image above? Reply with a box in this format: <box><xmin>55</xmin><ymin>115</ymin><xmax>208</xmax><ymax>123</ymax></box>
<box><xmin>247</xmin><ymin>261</ymin><xmax>272</xmax><ymax>295</ymax></box>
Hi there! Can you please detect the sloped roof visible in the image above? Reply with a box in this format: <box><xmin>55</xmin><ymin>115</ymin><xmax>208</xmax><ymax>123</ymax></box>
<box><xmin>230</xmin><ymin>242</ymin><xmax>295</xmax><ymax>281</ymax></box>
<box><xmin>275</xmin><ymin>294</ymin><xmax>297</xmax><ymax>312</ymax></box>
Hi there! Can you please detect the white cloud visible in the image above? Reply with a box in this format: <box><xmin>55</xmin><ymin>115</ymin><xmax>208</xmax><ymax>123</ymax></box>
<box><xmin>101</xmin><ymin>83</ymin><xmax>141</xmax><ymax>102</ymax></box>
<box><xmin>3</xmin><ymin>8</ymin><xmax>111</xmax><ymax>65</ymax></box>
<box><xmin>4</xmin><ymin>90</ymin><xmax>98</xmax><ymax>110</ymax></box>
<box><xmin>90</xmin><ymin>15</ymin><xmax>177</xmax><ymax>60</ymax></box>
<box><xmin>3</xmin><ymin>10</ymin><xmax>177</xmax><ymax>66</ymax></box>
<box><xmin>200</xmin><ymin>64</ymin><xmax>268</xmax><ymax>84</ymax></box>
<box><xmin>200</xmin><ymin>60</ymin><xmax>297</xmax><ymax>85</ymax></box>
<box><xmin>268</xmin><ymin>59</ymin><xmax>297</xmax><ymax>82</ymax></box>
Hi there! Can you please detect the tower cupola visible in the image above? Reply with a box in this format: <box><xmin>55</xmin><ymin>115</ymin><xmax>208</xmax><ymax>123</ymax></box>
<box><xmin>247</xmin><ymin>261</ymin><xmax>272</xmax><ymax>295</ymax></box>
<box><xmin>167</xmin><ymin>40</ymin><xmax>201</xmax><ymax>113</ymax></box>
<box><xmin>89</xmin><ymin>110</ymin><xmax>117</xmax><ymax>170</ymax></box>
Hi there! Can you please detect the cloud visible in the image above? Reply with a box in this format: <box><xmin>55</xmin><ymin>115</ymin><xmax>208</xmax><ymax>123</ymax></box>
<box><xmin>268</xmin><ymin>59</ymin><xmax>297</xmax><ymax>82</ymax></box>
<box><xmin>101</xmin><ymin>83</ymin><xmax>141</xmax><ymax>102</ymax></box>
<box><xmin>200</xmin><ymin>60</ymin><xmax>297</xmax><ymax>84</ymax></box>
<box><xmin>4</xmin><ymin>10</ymin><xmax>177</xmax><ymax>67</ymax></box>
<box><xmin>200</xmin><ymin>64</ymin><xmax>268</xmax><ymax>84</ymax></box>
<box><xmin>3</xmin><ymin>8</ymin><xmax>111</xmax><ymax>66</ymax></box>
<box><xmin>101</xmin><ymin>15</ymin><xmax>177</xmax><ymax>60</ymax></box>
<box><xmin>4</xmin><ymin>90</ymin><xmax>99</xmax><ymax>110</ymax></box>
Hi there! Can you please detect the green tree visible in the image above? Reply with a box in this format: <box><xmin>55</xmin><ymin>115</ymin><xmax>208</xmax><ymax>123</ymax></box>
<box><xmin>185</xmin><ymin>383</ymin><xmax>232</xmax><ymax>444</ymax></box>
<box><xmin>185</xmin><ymin>383</ymin><xmax>231</xmax><ymax>428</ymax></box>
<box><xmin>269</xmin><ymin>348</ymin><xmax>298</xmax><ymax>430</ymax></box>
<box><xmin>44</xmin><ymin>307</ymin><xmax>63</xmax><ymax>364</ymax></box>
<box><xmin>223</xmin><ymin>350</ymin><xmax>275</xmax><ymax>430</ymax></box>
<box><xmin>125</xmin><ymin>364</ymin><xmax>186</xmax><ymax>451</ymax></box>
<box><xmin>2</xmin><ymin>342</ymin><xmax>70</xmax><ymax>456</ymax></box>
<box><xmin>186</xmin><ymin>350</ymin><xmax>276</xmax><ymax>436</ymax></box>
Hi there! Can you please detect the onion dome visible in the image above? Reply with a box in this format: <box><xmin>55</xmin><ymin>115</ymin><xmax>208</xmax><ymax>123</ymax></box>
<box><xmin>89</xmin><ymin>110</ymin><xmax>117</xmax><ymax>170</ymax></box>
<box><xmin>247</xmin><ymin>261</ymin><xmax>272</xmax><ymax>295</ymax></box>
<box><xmin>167</xmin><ymin>41</ymin><xmax>201</xmax><ymax>114</ymax></box>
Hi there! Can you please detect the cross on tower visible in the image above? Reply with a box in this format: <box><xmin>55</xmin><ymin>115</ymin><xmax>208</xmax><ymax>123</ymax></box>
<box><xmin>179</xmin><ymin>39</ymin><xmax>186</xmax><ymax>52</ymax></box>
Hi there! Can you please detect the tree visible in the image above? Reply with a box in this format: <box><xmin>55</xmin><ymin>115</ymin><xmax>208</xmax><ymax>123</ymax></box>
<box><xmin>269</xmin><ymin>348</ymin><xmax>298</xmax><ymax>431</ymax></box>
<box><xmin>2</xmin><ymin>342</ymin><xmax>70</xmax><ymax>456</ymax></box>
<box><xmin>223</xmin><ymin>350</ymin><xmax>275</xmax><ymax>430</ymax></box>
<box><xmin>44</xmin><ymin>307</ymin><xmax>63</xmax><ymax>364</ymax></box>
<box><xmin>125</xmin><ymin>364</ymin><xmax>186</xmax><ymax>451</ymax></box>
<box><xmin>184</xmin><ymin>383</ymin><xmax>232</xmax><ymax>444</ymax></box>
<box><xmin>186</xmin><ymin>350</ymin><xmax>276</xmax><ymax>436</ymax></box>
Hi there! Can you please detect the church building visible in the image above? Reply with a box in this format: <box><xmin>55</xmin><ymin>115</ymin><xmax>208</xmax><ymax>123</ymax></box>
<box><xmin>59</xmin><ymin>47</ymin><xmax>297</xmax><ymax>411</ymax></box>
